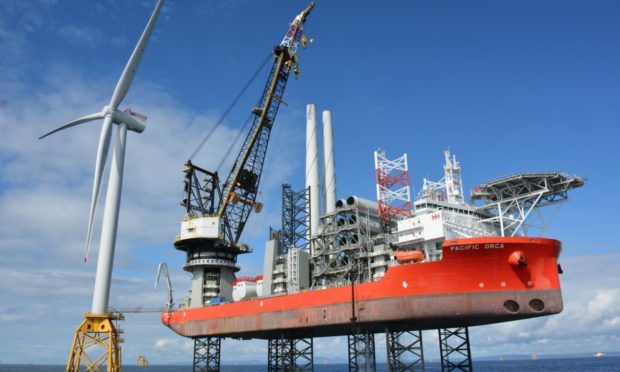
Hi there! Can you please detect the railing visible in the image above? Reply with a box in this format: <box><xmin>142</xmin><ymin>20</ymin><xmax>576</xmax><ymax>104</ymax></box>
<box><xmin>184</xmin><ymin>258</ymin><xmax>240</xmax><ymax>270</ymax></box>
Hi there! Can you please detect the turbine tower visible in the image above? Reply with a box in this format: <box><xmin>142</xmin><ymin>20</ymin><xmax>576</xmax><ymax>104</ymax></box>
<box><xmin>39</xmin><ymin>1</ymin><xmax>165</xmax><ymax>370</ymax></box>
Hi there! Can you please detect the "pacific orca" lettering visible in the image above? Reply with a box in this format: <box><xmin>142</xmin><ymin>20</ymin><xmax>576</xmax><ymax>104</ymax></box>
<box><xmin>450</xmin><ymin>243</ymin><xmax>505</xmax><ymax>251</ymax></box>
<box><xmin>451</xmin><ymin>245</ymin><xmax>479</xmax><ymax>251</ymax></box>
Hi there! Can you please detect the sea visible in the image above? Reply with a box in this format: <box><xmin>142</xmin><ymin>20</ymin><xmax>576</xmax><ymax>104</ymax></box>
<box><xmin>0</xmin><ymin>356</ymin><xmax>619</xmax><ymax>372</ymax></box>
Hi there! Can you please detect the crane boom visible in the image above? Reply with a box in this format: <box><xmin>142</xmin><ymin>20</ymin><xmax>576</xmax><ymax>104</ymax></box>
<box><xmin>182</xmin><ymin>3</ymin><xmax>314</xmax><ymax>245</ymax></box>
<box><xmin>219</xmin><ymin>52</ymin><xmax>290</xmax><ymax>242</ymax></box>
<box><xmin>218</xmin><ymin>3</ymin><xmax>314</xmax><ymax>244</ymax></box>
<box><xmin>175</xmin><ymin>3</ymin><xmax>315</xmax><ymax>307</ymax></box>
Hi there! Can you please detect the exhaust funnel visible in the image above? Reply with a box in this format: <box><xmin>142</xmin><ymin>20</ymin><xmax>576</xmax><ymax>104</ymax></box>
<box><xmin>322</xmin><ymin>110</ymin><xmax>337</xmax><ymax>214</ymax></box>
<box><xmin>305</xmin><ymin>104</ymin><xmax>320</xmax><ymax>241</ymax></box>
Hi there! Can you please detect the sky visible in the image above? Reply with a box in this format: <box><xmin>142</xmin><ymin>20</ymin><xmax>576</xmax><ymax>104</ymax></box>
<box><xmin>0</xmin><ymin>0</ymin><xmax>619</xmax><ymax>365</ymax></box>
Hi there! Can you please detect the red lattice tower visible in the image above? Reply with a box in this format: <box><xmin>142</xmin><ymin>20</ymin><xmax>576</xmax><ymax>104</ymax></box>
<box><xmin>374</xmin><ymin>149</ymin><xmax>413</xmax><ymax>226</ymax></box>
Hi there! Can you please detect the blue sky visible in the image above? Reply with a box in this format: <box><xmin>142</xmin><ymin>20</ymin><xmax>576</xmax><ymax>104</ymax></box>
<box><xmin>0</xmin><ymin>0</ymin><xmax>619</xmax><ymax>365</ymax></box>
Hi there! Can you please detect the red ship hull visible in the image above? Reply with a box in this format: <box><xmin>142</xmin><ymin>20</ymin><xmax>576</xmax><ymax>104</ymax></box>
<box><xmin>162</xmin><ymin>237</ymin><xmax>563</xmax><ymax>339</ymax></box>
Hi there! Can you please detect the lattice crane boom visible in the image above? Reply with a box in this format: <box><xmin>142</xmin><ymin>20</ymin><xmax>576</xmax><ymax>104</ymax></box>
<box><xmin>182</xmin><ymin>3</ymin><xmax>315</xmax><ymax>246</ymax></box>
<box><xmin>219</xmin><ymin>3</ymin><xmax>314</xmax><ymax>244</ymax></box>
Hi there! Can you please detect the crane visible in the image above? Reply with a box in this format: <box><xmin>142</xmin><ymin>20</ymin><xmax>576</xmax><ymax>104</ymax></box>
<box><xmin>155</xmin><ymin>262</ymin><xmax>174</xmax><ymax>311</ymax></box>
<box><xmin>107</xmin><ymin>262</ymin><xmax>174</xmax><ymax>314</ymax></box>
<box><xmin>176</xmin><ymin>3</ymin><xmax>315</xmax><ymax>307</ymax></box>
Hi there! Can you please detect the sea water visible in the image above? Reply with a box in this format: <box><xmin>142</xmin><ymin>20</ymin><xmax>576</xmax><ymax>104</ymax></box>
<box><xmin>0</xmin><ymin>356</ymin><xmax>618</xmax><ymax>371</ymax></box>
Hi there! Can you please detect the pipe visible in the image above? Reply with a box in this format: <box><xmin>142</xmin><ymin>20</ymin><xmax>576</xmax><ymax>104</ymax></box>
<box><xmin>306</xmin><ymin>104</ymin><xmax>320</xmax><ymax>241</ymax></box>
<box><xmin>347</xmin><ymin>214</ymin><xmax>382</xmax><ymax>234</ymax></box>
<box><xmin>346</xmin><ymin>195</ymin><xmax>379</xmax><ymax>215</ymax></box>
<box><xmin>336</xmin><ymin>216</ymin><xmax>346</xmax><ymax>227</ymax></box>
<box><xmin>337</xmin><ymin>232</ymin><xmax>359</xmax><ymax>246</ymax></box>
<box><xmin>322</xmin><ymin>110</ymin><xmax>337</xmax><ymax>214</ymax></box>
<box><xmin>350</xmin><ymin>233</ymin><xmax>359</xmax><ymax>245</ymax></box>
<box><xmin>335</xmin><ymin>199</ymin><xmax>347</xmax><ymax>209</ymax></box>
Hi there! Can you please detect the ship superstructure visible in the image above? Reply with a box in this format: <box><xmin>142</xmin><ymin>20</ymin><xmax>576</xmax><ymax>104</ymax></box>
<box><xmin>284</xmin><ymin>149</ymin><xmax>583</xmax><ymax>290</ymax></box>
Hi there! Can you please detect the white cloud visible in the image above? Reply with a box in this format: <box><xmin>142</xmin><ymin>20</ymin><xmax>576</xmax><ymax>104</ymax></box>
<box><xmin>58</xmin><ymin>25</ymin><xmax>101</xmax><ymax>44</ymax></box>
<box><xmin>154</xmin><ymin>337</ymin><xmax>188</xmax><ymax>349</ymax></box>
<box><xmin>0</xmin><ymin>13</ymin><xmax>305</xmax><ymax>363</ymax></box>
<box><xmin>0</xmin><ymin>311</ymin><xmax>28</xmax><ymax>322</ymax></box>
<box><xmin>109</xmin><ymin>36</ymin><xmax>128</xmax><ymax>49</ymax></box>
<box><xmin>469</xmin><ymin>253</ymin><xmax>620</xmax><ymax>357</ymax></box>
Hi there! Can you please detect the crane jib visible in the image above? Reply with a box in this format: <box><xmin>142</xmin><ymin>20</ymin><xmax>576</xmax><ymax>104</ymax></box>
<box><xmin>219</xmin><ymin>46</ymin><xmax>293</xmax><ymax>244</ymax></box>
<box><xmin>180</xmin><ymin>3</ymin><xmax>314</xmax><ymax>247</ymax></box>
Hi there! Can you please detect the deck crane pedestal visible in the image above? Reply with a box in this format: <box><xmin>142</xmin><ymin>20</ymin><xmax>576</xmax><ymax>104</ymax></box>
<box><xmin>170</xmin><ymin>3</ymin><xmax>316</xmax><ymax>370</ymax></box>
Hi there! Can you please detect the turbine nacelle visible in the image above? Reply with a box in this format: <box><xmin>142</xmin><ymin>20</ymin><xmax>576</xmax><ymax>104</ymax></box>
<box><xmin>110</xmin><ymin>106</ymin><xmax>147</xmax><ymax>133</ymax></box>
<box><xmin>39</xmin><ymin>105</ymin><xmax>146</xmax><ymax>140</ymax></box>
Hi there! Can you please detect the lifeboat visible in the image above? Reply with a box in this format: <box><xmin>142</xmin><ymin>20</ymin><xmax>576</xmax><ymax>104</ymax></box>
<box><xmin>393</xmin><ymin>250</ymin><xmax>425</xmax><ymax>263</ymax></box>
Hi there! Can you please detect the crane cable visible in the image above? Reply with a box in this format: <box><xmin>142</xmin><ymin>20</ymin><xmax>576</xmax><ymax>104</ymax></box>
<box><xmin>216</xmin><ymin>112</ymin><xmax>253</xmax><ymax>172</ymax></box>
<box><xmin>188</xmin><ymin>52</ymin><xmax>273</xmax><ymax>161</ymax></box>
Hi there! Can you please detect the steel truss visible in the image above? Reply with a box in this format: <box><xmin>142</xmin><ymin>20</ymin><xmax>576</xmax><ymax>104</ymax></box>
<box><xmin>281</xmin><ymin>184</ymin><xmax>310</xmax><ymax>254</ymax></box>
<box><xmin>419</xmin><ymin>151</ymin><xmax>465</xmax><ymax>205</ymax></box>
<box><xmin>438</xmin><ymin>327</ymin><xmax>472</xmax><ymax>372</ymax></box>
<box><xmin>374</xmin><ymin>149</ymin><xmax>413</xmax><ymax>226</ymax></box>
<box><xmin>471</xmin><ymin>172</ymin><xmax>585</xmax><ymax>236</ymax></box>
<box><xmin>290</xmin><ymin>338</ymin><xmax>314</xmax><ymax>371</ymax></box>
<box><xmin>66</xmin><ymin>313</ymin><xmax>123</xmax><ymax>372</ymax></box>
<box><xmin>268</xmin><ymin>338</ymin><xmax>288</xmax><ymax>371</ymax></box>
<box><xmin>348</xmin><ymin>330</ymin><xmax>376</xmax><ymax>371</ymax></box>
<box><xmin>181</xmin><ymin>161</ymin><xmax>221</xmax><ymax>216</ymax></box>
<box><xmin>220</xmin><ymin>46</ymin><xmax>293</xmax><ymax>244</ymax></box>
<box><xmin>442</xmin><ymin>150</ymin><xmax>464</xmax><ymax>205</ymax></box>
<box><xmin>386</xmin><ymin>330</ymin><xmax>425</xmax><ymax>371</ymax></box>
<box><xmin>268</xmin><ymin>336</ymin><xmax>314</xmax><ymax>371</ymax></box>
<box><xmin>193</xmin><ymin>337</ymin><xmax>221</xmax><ymax>372</ymax></box>
<box><xmin>311</xmin><ymin>205</ymin><xmax>376</xmax><ymax>287</ymax></box>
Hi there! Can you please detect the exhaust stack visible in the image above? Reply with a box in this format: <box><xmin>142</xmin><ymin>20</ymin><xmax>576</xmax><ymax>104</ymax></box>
<box><xmin>322</xmin><ymin>110</ymin><xmax>337</xmax><ymax>214</ymax></box>
<box><xmin>306</xmin><ymin>104</ymin><xmax>320</xmax><ymax>240</ymax></box>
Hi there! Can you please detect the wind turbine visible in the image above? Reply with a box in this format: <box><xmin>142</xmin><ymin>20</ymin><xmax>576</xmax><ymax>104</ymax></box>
<box><xmin>40</xmin><ymin>0</ymin><xmax>164</xmax><ymax>316</ymax></box>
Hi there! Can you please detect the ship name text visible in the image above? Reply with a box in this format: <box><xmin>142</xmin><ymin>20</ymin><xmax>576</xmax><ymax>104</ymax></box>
<box><xmin>450</xmin><ymin>243</ymin><xmax>505</xmax><ymax>251</ymax></box>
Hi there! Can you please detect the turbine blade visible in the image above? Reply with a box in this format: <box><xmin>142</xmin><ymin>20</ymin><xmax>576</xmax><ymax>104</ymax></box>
<box><xmin>38</xmin><ymin>112</ymin><xmax>104</xmax><ymax>140</ymax></box>
<box><xmin>84</xmin><ymin>116</ymin><xmax>114</xmax><ymax>262</ymax></box>
<box><xmin>109</xmin><ymin>0</ymin><xmax>165</xmax><ymax>109</ymax></box>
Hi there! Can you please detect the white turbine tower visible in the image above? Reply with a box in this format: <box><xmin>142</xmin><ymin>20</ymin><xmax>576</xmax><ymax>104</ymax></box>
<box><xmin>39</xmin><ymin>1</ymin><xmax>165</xmax><ymax>370</ymax></box>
